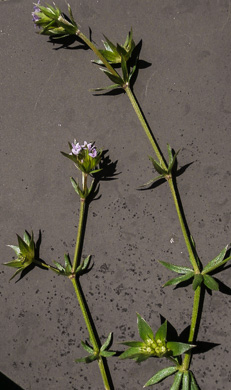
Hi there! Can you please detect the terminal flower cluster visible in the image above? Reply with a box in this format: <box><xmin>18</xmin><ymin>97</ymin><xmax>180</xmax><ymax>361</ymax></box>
<box><xmin>71</xmin><ymin>141</ymin><xmax>97</xmax><ymax>158</ymax></box>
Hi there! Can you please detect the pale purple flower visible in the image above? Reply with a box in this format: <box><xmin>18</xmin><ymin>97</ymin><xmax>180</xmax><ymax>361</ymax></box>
<box><xmin>32</xmin><ymin>1</ymin><xmax>41</xmax><ymax>23</ymax></box>
<box><xmin>71</xmin><ymin>141</ymin><xmax>82</xmax><ymax>155</ymax></box>
<box><xmin>88</xmin><ymin>147</ymin><xmax>97</xmax><ymax>158</ymax></box>
<box><xmin>81</xmin><ymin>141</ymin><xmax>97</xmax><ymax>158</ymax></box>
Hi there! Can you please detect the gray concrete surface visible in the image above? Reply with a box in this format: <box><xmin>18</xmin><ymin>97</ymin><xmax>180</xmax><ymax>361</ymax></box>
<box><xmin>1</xmin><ymin>0</ymin><xmax>231</xmax><ymax>389</ymax></box>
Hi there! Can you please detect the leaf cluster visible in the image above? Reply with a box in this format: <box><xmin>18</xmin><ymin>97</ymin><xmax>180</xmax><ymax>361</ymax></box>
<box><xmin>52</xmin><ymin>254</ymin><xmax>91</xmax><ymax>277</ymax></box>
<box><xmin>160</xmin><ymin>245</ymin><xmax>231</xmax><ymax>291</ymax></box>
<box><xmin>75</xmin><ymin>332</ymin><xmax>115</xmax><ymax>363</ymax></box>
<box><xmin>144</xmin><ymin>144</ymin><xmax>178</xmax><ymax>187</ymax></box>
<box><xmin>4</xmin><ymin>232</ymin><xmax>36</xmax><ymax>280</ymax></box>
<box><xmin>92</xmin><ymin>29</ymin><xmax>138</xmax><ymax>92</ymax></box>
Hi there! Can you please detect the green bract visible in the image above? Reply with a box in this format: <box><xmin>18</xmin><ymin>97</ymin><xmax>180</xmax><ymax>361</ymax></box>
<box><xmin>119</xmin><ymin>314</ymin><xmax>194</xmax><ymax>363</ymax></box>
<box><xmin>4</xmin><ymin>232</ymin><xmax>36</xmax><ymax>281</ymax></box>
<box><xmin>34</xmin><ymin>3</ymin><xmax>78</xmax><ymax>37</ymax></box>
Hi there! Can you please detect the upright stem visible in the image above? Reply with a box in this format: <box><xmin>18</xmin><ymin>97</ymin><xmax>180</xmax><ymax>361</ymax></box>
<box><xmin>182</xmin><ymin>286</ymin><xmax>201</xmax><ymax>371</ymax></box>
<box><xmin>125</xmin><ymin>86</ymin><xmax>167</xmax><ymax>169</ymax></box>
<box><xmin>167</xmin><ymin>178</ymin><xmax>200</xmax><ymax>274</ymax></box>
<box><xmin>71</xmin><ymin>278</ymin><xmax>112</xmax><ymax>390</ymax></box>
<box><xmin>72</xmin><ymin>198</ymin><xmax>86</xmax><ymax>273</ymax></box>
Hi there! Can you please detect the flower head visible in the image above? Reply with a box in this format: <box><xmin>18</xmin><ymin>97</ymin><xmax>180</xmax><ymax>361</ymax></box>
<box><xmin>32</xmin><ymin>2</ymin><xmax>78</xmax><ymax>37</ymax></box>
<box><xmin>62</xmin><ymin>140</ymin><xmax>102</xmax><ymax>175</ymax></box>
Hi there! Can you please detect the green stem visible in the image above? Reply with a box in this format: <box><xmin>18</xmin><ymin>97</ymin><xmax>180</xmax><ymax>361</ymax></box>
<box><xmin>71</xmin><ymin>277</ymin><xmax>112</xmax><ymax>390</ymax></box>
<box><xmin>182</xmin><ymin>286</ymin><xmax>201</xmax><ymax>371</ymax></box>
<box><xmin>77</xmin><ymin>30</ymin><xmax>119</xmax><ymax>78</ymax></box>
<box><xmin>125</xmin><ymin>86</ymin><xmax>167</xmax><ymax>169</ymax></box>
<box><xmin>72</xmin><ymin>197</ymin><xmax>86</xmax><ymax>273</ymax></box>
<box><xmin>167</xmin><ymin>178</ymin><xmax>200</xmax><ymax>273</ymax></box>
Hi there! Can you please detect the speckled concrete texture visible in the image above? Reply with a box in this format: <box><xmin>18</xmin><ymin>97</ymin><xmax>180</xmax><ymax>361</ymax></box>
<box><xmin>1</xmin><ymin>1</ymin><xmax>231</xmax><ymax>389</ymax></box>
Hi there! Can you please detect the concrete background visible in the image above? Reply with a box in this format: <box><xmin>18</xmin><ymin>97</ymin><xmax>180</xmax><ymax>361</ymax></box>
<box><xmin>0</xmin><ymin>0</ymin><xmax>231</xmax><ymax>389</ymax></box>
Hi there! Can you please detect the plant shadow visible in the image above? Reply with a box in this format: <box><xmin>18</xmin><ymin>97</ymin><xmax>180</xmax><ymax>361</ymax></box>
<box><xmin>0</xmin><ymin>372</ymin><xmax>25</xmax><ymax>390</ymax></box>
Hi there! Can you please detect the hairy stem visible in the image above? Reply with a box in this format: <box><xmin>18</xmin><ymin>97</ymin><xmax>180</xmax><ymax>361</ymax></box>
<box><xmin>71</xmin><ymin>278</ymin><xmax>112</xmax><ymax>390</ymax></box>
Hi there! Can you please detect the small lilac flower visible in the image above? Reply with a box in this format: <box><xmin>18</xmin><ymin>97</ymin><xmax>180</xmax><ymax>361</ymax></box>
<box><xmin>32</xmin><ymin>1</ymin><xmax>41</xmax><ymax>23</ymax></box>
<box><xmin>71</xmin><ymin>141</ymin><xmax>82</xmax><ymax>155</ymax></box>
<box><xmin>88</xmin><ymin>147</ymin><xmax>97</xmax><ymax>158</ymax></box>
<box><xmin>81</xmin><ymin>141</ymin><xmax>97</xmax><ymax>158</ymax></box>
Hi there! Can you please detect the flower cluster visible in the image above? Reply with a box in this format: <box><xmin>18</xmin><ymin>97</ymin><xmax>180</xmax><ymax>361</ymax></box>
<box><xmin>71</xmin><ymin>141</ymin><xmax>97</xmax><ymax>158</ymax></box>
<box><xmin>32</xmin><ymin>1</ymin><xmax>78</xmax><ymax>37</ymax></box>
<box><xmin>61</xmin><ymin>140</ymin><xmax>102</xmax><ymax>176</ymax></box>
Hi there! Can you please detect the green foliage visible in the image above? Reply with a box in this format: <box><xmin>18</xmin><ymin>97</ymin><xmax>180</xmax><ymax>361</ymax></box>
<box><xmin>143</xmin><ymin>144</ymin><xmax>179</xmax><ymax>186</ymax></box>
<box><xmin>33</xmin><ymin>3</ymin><xmax>78</xmax><ymax>37</ymax></box>
<box><xmin>144</xmin><ymin>366</ymin><xmax>178</xmax><ymax>387</ymax></box>
<box><xmin>120</xmin><ymin>315</ymin><xmax>194</xmax><ymax>365</ymax></box>
<box><xmin>75</xmin><ymin>333</ymin><xmax>115</xmax><ymax>364</ymax></box>
<box><xmin>4</xmin><ymin>232</ymin><xmax>36</xmax><ymax>281</ymax></box>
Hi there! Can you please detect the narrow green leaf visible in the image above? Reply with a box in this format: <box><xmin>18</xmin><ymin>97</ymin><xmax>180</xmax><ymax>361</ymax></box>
<box><xmin>101</xmin><ymin>332</ymin><xmax>113</xmax><ymax>352</ymax></box>
<box><xmin>23</xmin><ymin>231</ymin><xmax>31</xmax><ymax>246</ymax></box>
<box><xmin>103</xmin><ymin>35</ymin><xmax>118</xmax><ymax>54</ymax></box>
<box><xmin>100</xmin><ymin>350</ymin><xmax>116</xmax><ymax>357</ymax></box>
<box><xmin>155</xmin><ymin>320</ymin><xmax>167</xmax><ymax>343</ymax></box>
<box><xmin>192</xmin><ymin>274</ymin><xmax>203</xmax><ymax>291</ymax></box>
<box><xmin>120</xmin><ymin>341</ymin><xmax>145</xmax><ymax>348</ymax></box>
<box><xmin>99</xmin><ymin>49</ymin><xmax>120</xmax><ymax>63</ymax></box>
<box><xmin>170</xmin><ymin>372</ymin><xmax>183</xmax><ymax>390</ymax></box>
<box><xmin>182</xmin><ymin>371</ymin><xmax>190</xmax><ymax>390</ymax></box>
<box><xmin>67</xmin><ymin>3</ymin><xmax>77</xmax><ymax>25</ymax></box>
<box><xmin>168</xmin><ymin>150</ymin><xmax>179</xmax><ymax>174</ymax></box>
<box><xmin>202</xmin><ymin>245</ymin><xmax>228</xmax><ymax>274</ymax></box>
<box><xmin>52</xmin><ymin>261</ymin><xmax>65</xmax><ymax>272</ymax></box>
<box><xmin>64</xmin><ymin>254</ymin><xmax>72</xmax><ymax>273</ymax></box>
<box><xmin>128</xmin><ymin>64</ymin><xmax>137</xmax><ymax>81</ymax></box>
<box><xmin>119</xmin><ymin>347</ymin><xmax>144</xmax><ymax>360</ymax></box>
<box><xmin>70</xmin><ymin>177</ymin><xmax>80</xmax><ymax>196</ymax></box>
<box><xmin>149</xmin><ymin>156</ymin><xmax>167</xmax><ymax>175</ymax></box>
<box><xmin>167</xmin><ymin>342</ymin><xmax>195</xmax><ymax>356</ymax></box>
<box><xmin>116</xmin><ymin>43</ymin><xmax>127</xmax><ymax>57</ymax></box>
<box><xmin>90</xmin><ymin>84</ymin><xmax>121</xmax><ymax>92</ymax></box>
<box><xmin>9</xmin><ymin>268</ymin><xmax>24</xmax><ymax>281</ymax></box>
<box><xmin>7</xmin><ymin>245</ymin><xmax>20</xmax><ymax>256</ymax></box>
<box><xmin>82</xmin><ymin>255</ymin><xmax>91</xmax><ymax>271</ymax></box>
<box><xmin>159</xmin><ymin>261</ymin><xmax>193</xmax><ymax>274</ymax></box>
<box><xmin>137</xmin><ymin>313</ymin><xmax>154</xmax><ymax>342</ymax></box>
<box><xmin>189</xmin><ymin>371</ymin><xmax>200</xmax><ymax>390</ymax></box>
<box><xmin>100</xmin><ymin>69</ymin><xmax>123</xmax><ymax>85</ymax></box>
<box><xmin>167</xmin><ymin>144</ymin><xmax>173</xmax><ymax>166</ymax></box>
<box><xmin>144</xmin><ymin>366</ymin><xmax>178</xmax><ymax>387</ymax></box>
<box><xmin>121</xmin><ymin>55</ymin><xmax>128</xmax><ymax>82</ymax></box>
<box><xmin>81</xmin><ymin>341</ymin><xmax>94</xmax><ymax>354</ymax></box>
<box><xmin>17</xmin><ymin>235</ymin><xmax>29</xmax><ymax>255</ymax></box>
<box><xmin>3</xmin><ymin>260</ymin><xmax>23</xmax><ymax>268</ymax></box>
<box><xmin>203</xmin><ymin>274</ymin><xmax>219</xmax><ymax>291</ymax></box>
<box><xmin>163</xmin><ymin>272</ymin><xmax>194</xmax><ymax>287</ymax></box>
